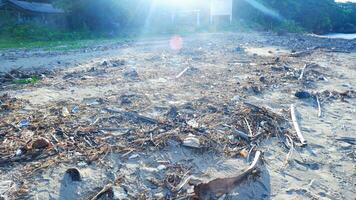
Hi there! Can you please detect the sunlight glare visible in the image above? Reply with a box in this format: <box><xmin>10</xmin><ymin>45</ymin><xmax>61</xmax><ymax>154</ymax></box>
<box><xmin>155</xmin><ymin>0</ymin><xmax>195</xmax><ymax>7</ymax></box>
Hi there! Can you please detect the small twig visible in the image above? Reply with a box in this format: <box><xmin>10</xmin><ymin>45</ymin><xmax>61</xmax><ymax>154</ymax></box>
<box><xmin>246</xmin><ymin>145</ymin><xmax>256</xmax><ymax>162</ymax></box>
<box><xmin>90</xmin><ymin>117</ymin><xmax>100</xmax><ymax>126</ymax></box>
<box><xmin>150</xmin><ymin>132</ymin><xmax>157</xmax><ymax>146</ymax></box>
<box><xmin>298</xmin><ymin>64</ymin><xmax>307</xmax><ymax>81</ymax></box>
<box><xmin>84</xmin><ymin>136</ymin><xmax>93</xmax><ymax>147</ymax></box>
<box><xmin>233</xmin><ymin>128</ymin><xmax>251</xmax><ymax>141</ymax></box>
<box><xmin>176</xmin><ymin>67</ymin><xmax>189</xmax><ymax>79</ymax></box>
<box><xmin>98</xmin><ymin>146</ymin><xmax>111</xmax><ymax>165</ymax></box>
<box><xmin>5</xmin><ymin>72</ymin><xmax>16</xmax><ymax>80</ymax></box>
<box><xmin>316</xmin><ymin>96</ymin><xmax>322</xmax><ymax>118</ymax></box>
<box><xmin>174</xmin><ymin>174</ymin><xmax>192</xmax><ymax>192</ymax></box>
<box><xmin>248</xmin><ymin>151</ymin><xmax>261</xmax><ymax>170</ymax></box>
<box><xmin>320</xmin><ymin>91</ymin><xmax>332</xmax><ymax>104</ymax></box>
<box><xmin>290</xmin><ymin>104</ymin><xmax>307</xmax><ymax>146</ymax></box>
<box><xmin>50</xmin><ymin>134</ymin><xmax>59</xmax><ymax>143</ymax></box>
<box><xmin>244</xmin><ymin>118</ymin><xmax>253</xmax><ymax>137</ymax></box>
<box><xmin>121</xmin><ymin>149</ymin><xmax>134</xmax><ymax>158</ymax></box>
<box><xmin>283</xmin><ymin>135</ymin><xmax>294</xmax><ymax>167</ymax></box>
<box><xmin>89</xmin><ymin>184</ymin><xmax>113</xmax><ymax>200</ymax></box>
<box><xmin>224</xmin><ymin>124</ymin><xmax>251</xmax><ymax>141</ymax></box>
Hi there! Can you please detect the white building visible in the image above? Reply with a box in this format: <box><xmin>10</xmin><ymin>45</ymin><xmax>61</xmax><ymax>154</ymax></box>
<box><xmin>165</xmin><ymin>0</ymin><xmax>234</xmax><ymax>26</ymax></box>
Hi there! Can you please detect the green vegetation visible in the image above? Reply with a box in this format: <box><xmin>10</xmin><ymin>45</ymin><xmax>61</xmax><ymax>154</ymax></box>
<box><xmin>0</xmin><ymin>0</ymin><xmax>355</xmax><ymax>49</ymax></box>
<box><xmin>13</xmin><ymin>76</ymin><xmax>41</xmax><ymax>84</ymax></box>
<box><xmin>234</xmin><ymin>0</ymin><xmax>356</xmax><ymax>34</ymax></box>
<box><xmin>0</xmin><ymin>25</ymin><xmax>132</xmax><ymax>50</ymax></box>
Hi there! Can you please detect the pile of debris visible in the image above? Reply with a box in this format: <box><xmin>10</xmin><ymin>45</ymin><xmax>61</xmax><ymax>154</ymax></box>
<box><xmin>0</xmin><ymin>90</ymin><xmax>303</xmax><ymax>199</ymax></box>
<box><xmin>0</xmin><ymin>68</ymin><xmax>51</xmax><ymax>87</ymax></box>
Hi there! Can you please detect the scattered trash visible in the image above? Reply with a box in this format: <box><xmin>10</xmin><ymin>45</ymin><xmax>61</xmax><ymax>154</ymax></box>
<box><xmin>71</xmin><ymin>106</ymin><xmax>80</xmax><ymax>113</ymax></box>
<box><xmin>13</xmin><ymin>76</ymin><xmax>41</xmax><ymax>84</ymax></box>
<box><xmin>15</xmin><ymin>148</ymin><xmax>25</xmax><ymax>156</ymax></box>
<box><xmin>295</xmin><ymin>90</ymin><xmax>313</xmax><ymax>99</ymax></box>
<box><xmin>65</xmin><ymin>168</ymin><xmax>82</xmax><ymax>182</ymax></box>
<box><xmin>31</xmin><ymin>138</ymin><xmax>50</xmax><ymax>149</ymax></box>
<box><xmin>239</xmin><ymin>149</ymin><xmax>248</xmax><ymax>158</ymax></box>
<box><xmin>183</xmin><ymin>134</ymin><xmax>200</xmax><ymax>148</ymax></box>
<box><xmin>129</xmin><ymin>154</ymin><xmax>140</xmax><ymax>159</ymax></box>
<box><xmin>83</xmin><ymin>98</ymin><xmax>103</xmax><ymax>106</ymax></box>
<box><xmin>1</xmin><ymin>33</ymin><xmax>354</xmax><ymax>200</ymax></box>
<box><xmin>62</xmin><ymin>107</ymin><xmax>70</xmax><ymax>117</ymax></box>
<box><xmin>77</xmin><ymin>161</ymin><xmax>88</xmax><ymax>167</ymax></box>
<box><xmin>19</xmin><ymin>119</ymin><xmax>30</xmax><ymax>127</ymax></box>
<box><xmin>187</xmin><ymin>119</ymin><xmax>199</xmax><ymax>129</ymax></box>
<box><xmin>0</xmin><ymin>68</ymin><xmax>49</xmax><ymax>86</ymax></box>
<box><xmin>157</xmin><ymin>164</ymin><xmax>167</xmax><ymax>171</ymax></box>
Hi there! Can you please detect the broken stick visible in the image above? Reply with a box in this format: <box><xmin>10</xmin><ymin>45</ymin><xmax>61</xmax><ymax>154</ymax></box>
<box><xmin>89</xmin><ymin>184</ymin><xmax>113</xmax><ymax>200</ymax></box>
<box><xmin>316</xmin><ymin>96</ymin><xmax>322</xmax><ymax>118</ymax></box>
<box><xmin>298</xmin><ymin>64</ymin><xmax>307</xmax><ymax>81</ymax></box>
<box><xmin>244</xmin><ymin>118</ymin><xmax>253</xmax><ymax>137</ymax></box>
<box><xmin>233</xmin><ymin>128</ymin><xmax>251</xmax><ymax>141</ymax></box>
<box><xmin>176</xmin><ymin>67</ymin><xmax>189</xmax><ymax>79</ymax></box>
<box><xmin>194</xmin><ymin>151</ymin><xmax>261</xmax><ymax>200</ymax></box>
<box><xmin>290</xmin><ymin>104</ymin><xmax>307</xmax><ymax>146</ymax></box>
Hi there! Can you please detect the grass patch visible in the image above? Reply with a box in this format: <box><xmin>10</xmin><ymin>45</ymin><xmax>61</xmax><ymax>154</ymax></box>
<box><xmin>0</xmin><ymin>22</ymin><xmax>135</xmax><ymax>50</ymax></box>
<box><xmin>0</xmin><ymin>35</ymin><xmax>133</xmax><ymax>50</ymax></box>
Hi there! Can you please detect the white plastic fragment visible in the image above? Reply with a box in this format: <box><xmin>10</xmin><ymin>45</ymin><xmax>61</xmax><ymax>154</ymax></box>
<box><xmin>183</xmin><ymin>134</ymin><xmax>200</xmax><ymax>148</ymax></box>
<box><xmin>128</xmin><ymin>154</ymin><xmax>139</xmax><ymax>159</ymax></box>
<box><xmin>157</xmin><ymin>165</ymin><xmax>167</xmax><ymax>171</ymax></box>
<box><xmin>62</xmin><ymin>107</ymin><xmax>70</xmax><ymax>117</ymax></box>
<box><xmin>187</xmin><ymin>119</ymin><xmax>199</xmax><ymax>128</ymax></box>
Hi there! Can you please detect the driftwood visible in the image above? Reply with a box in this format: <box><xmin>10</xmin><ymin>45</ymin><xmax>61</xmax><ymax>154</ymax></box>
<box><xmin>194</xmin><ymin>151</ymin><xmax>261</xmax><ymax>200</ymax></box>
<box><xmin>290</xmin><ymin>104</ymin><xmax>307</xmax><ymax>146</ymax></box>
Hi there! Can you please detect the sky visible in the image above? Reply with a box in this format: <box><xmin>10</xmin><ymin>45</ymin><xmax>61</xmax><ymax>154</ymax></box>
<box><xmin>335</xmin><ymin>0</ymin><xmax>356</xmax><ymax>2</ymax></box>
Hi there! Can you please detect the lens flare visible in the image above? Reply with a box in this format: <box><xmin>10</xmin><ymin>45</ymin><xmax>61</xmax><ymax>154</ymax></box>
<box><xmin>244</xmin><ymin>0</ymin><xmax>282</xmax><ymax>20</ymax></box>
<box><xmin>169</xmin><ymin>35</ymin><xmax>183</xmax><ymax>51</ymax></box>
